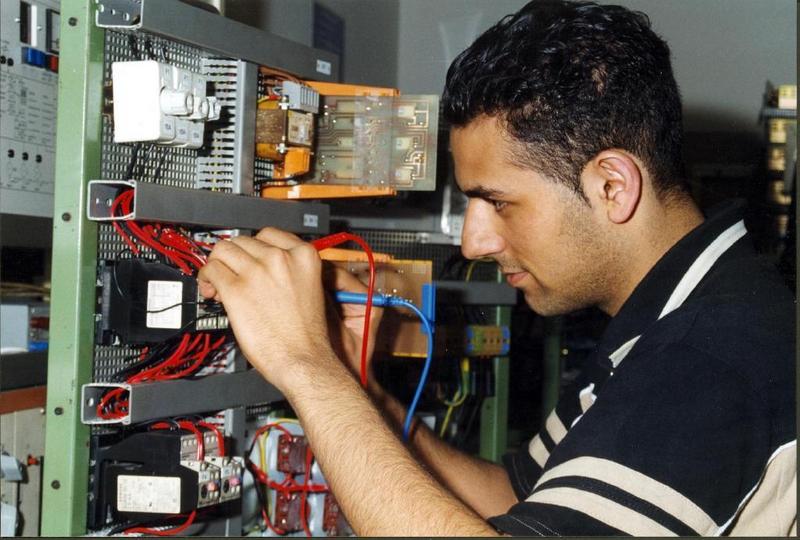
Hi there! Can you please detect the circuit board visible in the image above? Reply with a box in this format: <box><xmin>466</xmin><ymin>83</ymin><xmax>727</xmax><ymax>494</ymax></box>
<box><xmin>311</xmin><ymin>95</ymin><xmax>438</xmax><ymax>191</ymax></box>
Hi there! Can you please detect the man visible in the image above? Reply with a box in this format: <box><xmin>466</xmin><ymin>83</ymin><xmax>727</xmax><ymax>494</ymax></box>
<box><xmin>198</xmin><ymin>0</ymin><xmax>796</xmax><ymax>535</ymax></box>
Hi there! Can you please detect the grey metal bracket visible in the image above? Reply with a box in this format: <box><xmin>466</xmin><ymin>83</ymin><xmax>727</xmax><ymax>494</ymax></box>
<box><xmin>434</xmin><ymin>280</ymin><xmax>518</xmax><ymax>306</ymax></box>
<box><xmin>94</xmin><ymin>0</ymin><xmax>339</xmax><ymax>81</ymax></box>
<box><xmin>232</xmin><ymin>61</ymin><xmax>257</xmax><ymax>196</ymax></box>
<box><xmin>81</xmin><ymin>370</ymin><xmax>283</xmax><ymax>425</ymax></box>
<box><xmin>87</xmin><ymin>180</ymin><xmax>329</xmax><ymax>234</ymax></box>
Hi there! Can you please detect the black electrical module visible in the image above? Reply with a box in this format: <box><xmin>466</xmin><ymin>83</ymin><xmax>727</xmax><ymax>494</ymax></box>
<box><xmin>97</xmin><ymin>259</ymin><xmax>199</xmax><ymax>344</ymax></box>
<box><xmin>87</xmin><ymin>428</ymin><xmax>242</xmax><ymax>530</ymax></box>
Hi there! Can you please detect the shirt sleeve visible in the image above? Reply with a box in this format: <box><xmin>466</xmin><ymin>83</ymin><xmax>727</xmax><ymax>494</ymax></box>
<box><xmin>491</xmin><ymin>342</ymin><xmax>777</xmax><ymax>536</ymax></box>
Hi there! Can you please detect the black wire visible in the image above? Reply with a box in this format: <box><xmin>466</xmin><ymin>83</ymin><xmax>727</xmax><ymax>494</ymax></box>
<box><xmin>153</xmin><ymin>146</ymin><xmax>170</xmax><ymax>184</ymax></box>
<box><xmin>143</xmin><ymin>38</ymin><xmax>155</xmax><ymax>60</ymax></box>
<box><xmin>145</xmin><ymin>301</ymin><xmax>201</xmax><ymax>314</ymax></box>
<box><xmin>107</xmin><ymin>520</ymin><xmax>140</xmax><ymax>535</ymax></box>
<box><xmin>246</xmin><ymin>459</ymin><xmax>270</xmax><ymax>531</ymax></box>
<box><xmin>127</xmin><ymin>33</ymin><xmax>141</xmax><ymax>60</ymax></box>
<box><xmin>124</xmin><ymin>143</ymin><xmax>141</xmax><ymax>179</ymax></box>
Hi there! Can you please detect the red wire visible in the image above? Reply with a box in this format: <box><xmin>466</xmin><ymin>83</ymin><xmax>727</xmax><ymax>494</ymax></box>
<box><xmin>300</xmin><ymin>445</ymin><xmax>313</xmax><ymax>537</ymax></box>
<box><xmin>96</xmin><ymin>387</ymin><xmax>128</xmax><ymax>419</ymax></box>
<box><xmin>109</xmin><ymin>191</ymin><xmax>207</xmax><ymax>276</ymax></box>
<box><xmin>311</xmin><ymin>232</ymin><xmax>376</xmax><ymax>388</ymax></box>
<box><xmin>196</xmin><ymin>421</ymin><xmax>225</xmax><ymax>457</ymax></box>
<box><xmin>110</xmin><ymin>190</ymin><xmax>139</xmax><ymax>255</ymax></box>
<box><xmin>124</xmin><ymin>509</ymin><xmax>197</xmax><ymax>536</ymax></box>
<box><xmin>129</xmin><ymin>334</ymin><xmax>192</xmax><ymax>383</ymax></box>
<box><xmin>97</xmin><ymin>334</ymin><xmax>230</xmax><ymax>420</ymax></box>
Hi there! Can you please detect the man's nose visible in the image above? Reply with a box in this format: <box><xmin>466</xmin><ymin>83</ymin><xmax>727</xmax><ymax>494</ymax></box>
<box><xmin>460</xmin><ymin>201</ymin><xmax>504</xmax><ymax>260</ymax></box>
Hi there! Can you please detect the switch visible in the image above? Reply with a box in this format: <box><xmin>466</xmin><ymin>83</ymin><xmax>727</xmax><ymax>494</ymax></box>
<box><xmin>47</xmin><ymin>54</ymin><xmax>58</xmax><ymax>73</ymax></box>
<box><xmin>160</xmin><ymin>88</ymin><xmax>194</xmax><ymax>116</ymax></box>
<box><xmin>111</xmin><ymin>60</ymin><xmax>220</xmax><ymax>149</ymax></box>
<box><xmin>22</xmin><ymin>46</ymin><xmax>46</xmax><ymax>68</ymax></box>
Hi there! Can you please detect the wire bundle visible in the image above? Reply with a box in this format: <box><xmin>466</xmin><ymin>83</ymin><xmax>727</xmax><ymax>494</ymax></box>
<box><xmin>247</xmin><ymin>420</ymin><xmax>328</xmax><ymax>537</ymax></box>
<box><xmin>110</xmin><ymin>190</ymin><xmax>210</xmax><ymax>276</ymax></box>
<box><xmin>97</xmin><ymin>333</ymin><xmax>233</xmax><ymax>420</ymax></box>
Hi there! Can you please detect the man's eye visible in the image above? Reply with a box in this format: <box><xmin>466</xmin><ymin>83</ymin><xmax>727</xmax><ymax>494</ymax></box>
<box><xmin>491</xmin><ymin>199</ymin><xmax>508</xmax><ymax>211</ymax></box>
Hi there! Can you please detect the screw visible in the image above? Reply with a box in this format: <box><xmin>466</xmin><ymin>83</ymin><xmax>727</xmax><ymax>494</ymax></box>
<box><xmin>51</xmin><ymin>480</ymin><xmax>61</xmax><ymax>489</ymax></box>
<box><xmin>61</xmin><ymin>213</ymin><xmax>71</xmax><ymax>222</ymax></box>
<box><xmin>68</xmin><ymin>17</ymin><xmax>77</xmax><ymax>26</ymax></box>
<box><xmin>54</xmin><ymin>407</ymin><xmax>64</xmax><ymax>415</ymax></box>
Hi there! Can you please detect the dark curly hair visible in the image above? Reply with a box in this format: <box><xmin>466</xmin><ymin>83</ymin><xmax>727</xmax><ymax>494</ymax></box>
<box><xmin>442</xmin><ymin>0</ymin><xmax>687</xmax><ymax>200</ymax></box>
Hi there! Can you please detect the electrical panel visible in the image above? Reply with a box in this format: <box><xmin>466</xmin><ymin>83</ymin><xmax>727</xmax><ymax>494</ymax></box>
<box><xmin>40</xmin><ymin>1</ymin><xmax>518</xmax><ymax>537</ymax></box>
<box><xmin>36</xmin><ymin>0</ymin><xmax>447</xmax><ymax>536</ymax></box>
<box><xmin>0</xmin><ymin>0</ymin><xmax>60</xmax><ymax>217</ymax></box>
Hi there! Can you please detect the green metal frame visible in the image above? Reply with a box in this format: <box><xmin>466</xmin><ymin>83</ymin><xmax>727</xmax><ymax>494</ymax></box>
<box><xmin>478</xmin><ymin>348</ymin><xmax>510</xmax><ymax>462</ymax></box>
<box><xmin>478</xmin><ymin>272</ymin><xmax>512</xmax><ymax>462</ymax></box>
<box><xmin>41</xmin><ymin>0</ymin><xmax>104</xmax><ymax>535</ymax></box>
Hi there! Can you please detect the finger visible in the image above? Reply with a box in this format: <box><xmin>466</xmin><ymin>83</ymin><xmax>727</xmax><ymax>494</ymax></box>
<box><xmin>207</xmin><ymin>238</ymin><xmax>257</xmax><ymax>276</ymax></box>
<box><xmin>322</xmin><ymin>264</ymin><xmax>369</xmax><ymax>294</ymax></box>
<box><xmin>228</xmin><ymin>235</ymin><xmax>279</xmax><ymax>260</ymax></box>
<box><xmin>197</xmin><ymin>258</ymin><xmax>237</xmax><ymax>300</ymax></box>
<box><xmin>254</xmin><ymin>227</ymin><xmax>305</xmax><ymax>250</ymax></box>
<box><xmin>197</xmin><ymin>278</ymin><xmax>218</xmax><ymax>300</ymax></box>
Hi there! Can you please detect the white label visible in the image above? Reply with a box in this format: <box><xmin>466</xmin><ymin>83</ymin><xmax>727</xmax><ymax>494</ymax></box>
<box><xmin>117</xmin><ymin>475</ymin><xmax>181</xmax><ymax>514</ymax></box>
<box><xmin>316</xmin><ymin>59</ymin><xmax>332</xmax><ymax>76</ymax></box>
<box><xmin>146</xmin><ymin>280</ymin><xmax>183</xmax><ymax>329</ymax></box>
<box><xmin>303</xmin><ymin>214</ymin><xmax>319</xmax><ymax>228</ymax></box>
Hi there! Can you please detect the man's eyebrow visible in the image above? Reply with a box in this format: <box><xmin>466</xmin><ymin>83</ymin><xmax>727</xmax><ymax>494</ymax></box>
<box><xmin>461</xmin><ymin>186</ymin><xmax>509</xmax><ymax>199</ymax></box>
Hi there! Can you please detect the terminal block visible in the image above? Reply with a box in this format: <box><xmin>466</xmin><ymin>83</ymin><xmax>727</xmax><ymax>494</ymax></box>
<box><xmin>111</xmin><ymin>60</ymin><xmax>221</xmax><ymax>148</ymax></box>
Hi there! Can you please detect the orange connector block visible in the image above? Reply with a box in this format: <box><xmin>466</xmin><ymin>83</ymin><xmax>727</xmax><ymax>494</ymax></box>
<box><xmin>304</xmin><ymin>81</ymin><xmax>399</xmax><ymax>97</ymax></box>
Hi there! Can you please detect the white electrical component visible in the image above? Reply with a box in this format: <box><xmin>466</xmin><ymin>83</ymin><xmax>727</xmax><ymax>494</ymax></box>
<box><xmin>281</xmin><ymin>80</ymin><xmax>320</xmax><ymax>114</ymax></box>
<box><xmin>111</xmin><ymin>60</ymin><xmax>221</xmax><ymax>150</ymax></box>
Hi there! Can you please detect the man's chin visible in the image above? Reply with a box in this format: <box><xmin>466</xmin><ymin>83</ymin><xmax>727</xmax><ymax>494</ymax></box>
<box><xmin>523</xmin><ymin>290</ymin><xmax>578</xmax><ymax>317</ymax></box>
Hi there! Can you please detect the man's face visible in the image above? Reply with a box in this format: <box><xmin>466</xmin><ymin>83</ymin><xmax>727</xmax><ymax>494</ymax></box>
<box><xmin>451</xmin><ymin>116</ymin><xmax>615</xmax><ymax>316</ymax></box>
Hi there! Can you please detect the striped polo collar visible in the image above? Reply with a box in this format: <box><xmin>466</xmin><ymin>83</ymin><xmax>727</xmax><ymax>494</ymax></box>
<box><xmin>594</xmin><ymin>198</ymin><xmax>749</xmax><ymax>371</ymax></box>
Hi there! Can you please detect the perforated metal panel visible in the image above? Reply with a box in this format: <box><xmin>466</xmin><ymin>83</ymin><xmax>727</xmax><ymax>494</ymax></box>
<box><xmin>93</xmin><ymin>30</ymin><xmax>237</xmax><ymax>382</ymax></box>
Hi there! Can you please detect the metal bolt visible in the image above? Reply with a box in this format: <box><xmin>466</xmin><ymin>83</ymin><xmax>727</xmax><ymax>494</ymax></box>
<box><xmin>54</xmin><ymin>407</ymin><xmax>64</xmax><ymax>415</ymax></box>
<box><xmin>68</xmin><ymin>17</ymin><xmax>78</xmax><ymax>26</ymax></box>
<box><xmin>61</xmin><ymin>212</ymin><xmax>71</xmax><ymax>222</ymax></box>
<box><xmin>51</xmin><ymin>480</ymin><xmax>61</xmax><ymax>489</ymax></box>
<box><xmin>88</xmin><ymin>492</ymin><xmax>95</xmax><ymax>501</ymax></box>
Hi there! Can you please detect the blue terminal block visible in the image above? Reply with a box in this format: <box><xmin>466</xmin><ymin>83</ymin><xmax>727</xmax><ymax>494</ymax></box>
<box><xmin>22</xmin><ymin>46</ymin><xmax>47</xmax><ymax>68</ymax></box>
<box><xmin>421</xmin><ymin>282</ymin><xmax>436</xmax><ymax>326</ymax></box>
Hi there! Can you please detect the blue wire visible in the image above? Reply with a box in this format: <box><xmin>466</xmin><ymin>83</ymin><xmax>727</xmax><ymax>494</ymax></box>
<box><xmin>394</xmin><ymin>299</ymin><xmax>434</xmax><ymax>441</ymax></box>
<box><xmin>333</xmin><ymin>291</ymin><xmax>434</xmax><ymax>441</ymax></box>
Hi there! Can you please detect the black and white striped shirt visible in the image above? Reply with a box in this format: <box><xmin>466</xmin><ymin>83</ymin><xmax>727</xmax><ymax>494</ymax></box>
<box><xmin>491</xmin><ymin>200</ymin><xmax>796</xmax><ymax>536</ymax></box>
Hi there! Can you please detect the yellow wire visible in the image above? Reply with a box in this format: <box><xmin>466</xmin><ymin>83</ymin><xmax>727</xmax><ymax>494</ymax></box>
<box><xmin>438</xmin><ymin>358</ymin><xmax>470</xmax><ymax>437</ymax></box>
<box><xmin>465</xmin><ymin>258</ymin><xmax>493</xmax><ymax>282</ymax></box>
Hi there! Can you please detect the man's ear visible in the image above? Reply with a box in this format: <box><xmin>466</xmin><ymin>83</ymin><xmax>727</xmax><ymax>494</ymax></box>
<box><xmin>582</xmin><ymin>150</ymin><xmax>643</xmax><ymax>224</ymax></box>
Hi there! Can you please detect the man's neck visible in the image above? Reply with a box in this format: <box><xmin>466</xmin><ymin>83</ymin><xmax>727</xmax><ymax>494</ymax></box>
<box><xmin>602</xmin><ymin>198</ymin><xmax>705</xmax><ymax>316</ymax></box>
